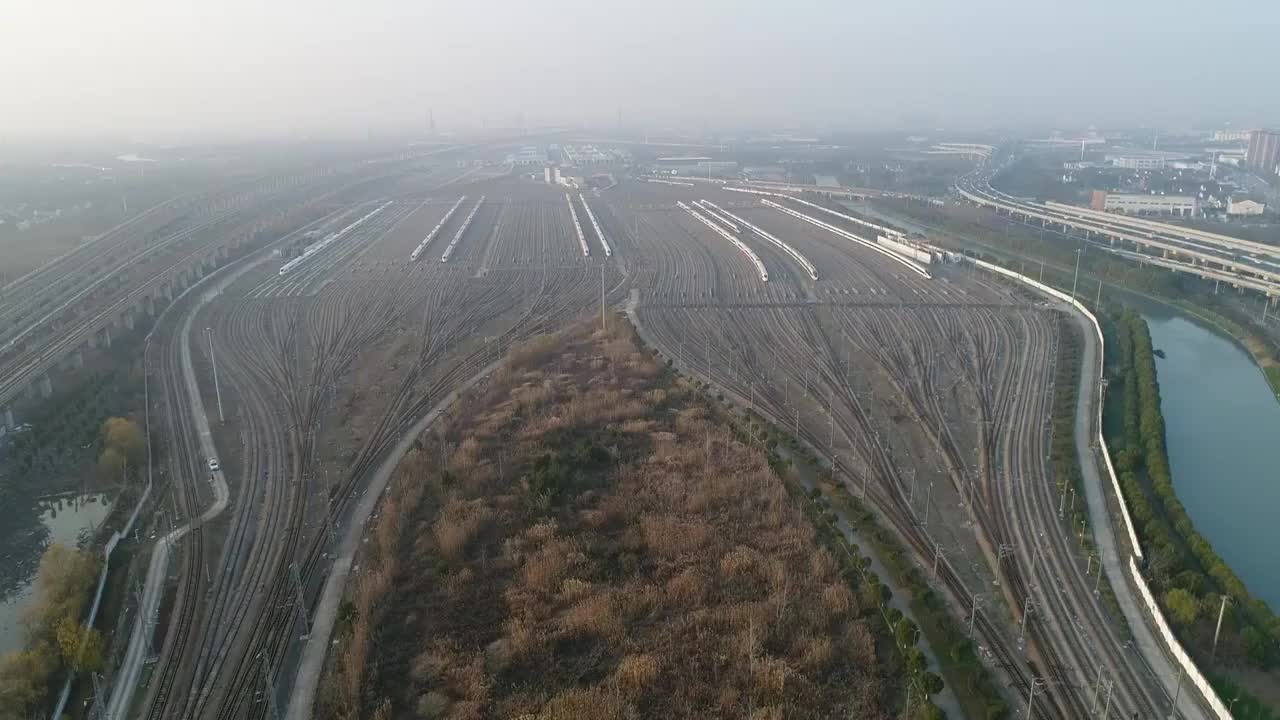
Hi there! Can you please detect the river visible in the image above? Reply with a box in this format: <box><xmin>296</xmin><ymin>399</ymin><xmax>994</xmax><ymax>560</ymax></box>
<box><xmin>1138</xmin><ymin>302</ymin><xmax>1280</xmax><ymax>612</ymax></box>
<box><xmin>0</xmin><ymin>492</ymin><xmax>113</xmax><ymax>655</ymax></box>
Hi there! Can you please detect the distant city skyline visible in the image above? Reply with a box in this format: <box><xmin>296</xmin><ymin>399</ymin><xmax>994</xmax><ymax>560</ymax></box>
<box><xmin>2</xmin><ymin>0</ymin><xmax>1278</xmax><ymax>142</ymax></box>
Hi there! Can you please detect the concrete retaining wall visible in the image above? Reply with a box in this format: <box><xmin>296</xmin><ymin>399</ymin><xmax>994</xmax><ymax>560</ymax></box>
<box><xmin>971</xmin><ymin>256</ymin><xmax>1230</xmax><ymax>720</ymax></box>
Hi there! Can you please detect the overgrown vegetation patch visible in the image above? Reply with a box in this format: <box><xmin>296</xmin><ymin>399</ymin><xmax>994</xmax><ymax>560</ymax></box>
<box><xmin>321</xmin><ymin>319</ymin><xmax>906</xmax><ymax>719</ymax></box>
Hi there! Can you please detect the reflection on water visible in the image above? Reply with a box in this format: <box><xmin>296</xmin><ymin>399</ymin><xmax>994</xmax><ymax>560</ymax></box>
<box><xmin>1141</xmin><ymin>306</ymin><xmax>1280</xmax><ymax>611</ymax></box>
<box><xmin>0</xmin><ymin>493</ymin><xmax>113</xmax><ymax>655</ymax></box>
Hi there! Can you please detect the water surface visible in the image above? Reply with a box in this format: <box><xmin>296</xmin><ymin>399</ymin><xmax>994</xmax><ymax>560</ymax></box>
<box><xmin>0</xmin><ymin>493</ymin><xmax>112</xmax><ymax>654</ymax></box>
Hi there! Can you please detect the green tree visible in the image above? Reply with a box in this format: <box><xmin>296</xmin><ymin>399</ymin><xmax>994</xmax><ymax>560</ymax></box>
<box><xmin>0</xmin><ymin>643</ymin><xmax>57</xmax><ymax>718</ymax></box>
<box><xmin>55</xmin><ymin>618</ymin><xmax>104</xmax><ymax>673</ymax></box>
<box><xmin>97</xmin><ymin>446</ymin><xmax>126</xmax><ymax>482</ymax></box>
<box><xmin>1164</xmin><ymin>588</ymin><xmax>1200</xmax><ymax>627</ymax></box>
<box><xmin>100</xmin><ymin>416</ymin><xmax>144</xmax><ymax>473</ymax></box>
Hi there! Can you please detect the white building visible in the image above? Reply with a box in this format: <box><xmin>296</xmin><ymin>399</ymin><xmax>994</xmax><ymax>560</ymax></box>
<box><xmin>1227</xmin><ymin>197</ymin><xmax>1266</xmax><ymax>216</ymax></box>
<box><xmin>1213</xmin><ymin>129</ymin><xmax>1252</xmax><ymax>142</ymax></box>
<box><xmin>1092</xmin><ymin>190</ymin><xmax>1198</xmax><ymax>216</ymax></box>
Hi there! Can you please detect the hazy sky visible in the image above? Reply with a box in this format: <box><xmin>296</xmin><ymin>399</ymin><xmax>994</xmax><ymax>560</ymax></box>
<box><xmin>3</xmin><ymin>0</ymin><xmax>1277</xmax><ymax>140</ymax></box>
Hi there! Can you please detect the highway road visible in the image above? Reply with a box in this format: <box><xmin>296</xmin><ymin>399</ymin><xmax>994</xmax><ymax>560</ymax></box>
<box><xmin>957</xmin><ymin>167</ymin><xmax>1280</xmax><ymax>296</ymax></box>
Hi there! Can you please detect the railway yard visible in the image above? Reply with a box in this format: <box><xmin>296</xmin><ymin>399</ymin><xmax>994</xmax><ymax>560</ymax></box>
<box><xmin>6</xmin><ymin>149</ymin><xmax>1215</xmax><ymax>719</ymax></box>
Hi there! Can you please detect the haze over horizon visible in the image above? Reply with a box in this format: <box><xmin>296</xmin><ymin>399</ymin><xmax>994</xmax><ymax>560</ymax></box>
<box><xmin>3</xmin><ymin>0</ymin><xmax>1278</xmax><ymax>142</ymax></box>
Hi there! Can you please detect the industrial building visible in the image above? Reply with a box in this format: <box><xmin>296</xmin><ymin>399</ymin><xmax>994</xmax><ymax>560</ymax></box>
<box><xmin>1227</xmin><ymin>197</ymin><xmax>1267</xmax><ymax>216</ymax></box>
<box><xmin>1246</xmin><ymin>130</ymin><xmax>1280</xmax><ymax>176</ymax></box>
<box><xmin>508</xmin><ymin>146</ymin><xmax>547</xmax><ymax>166</ymax></box>
<box><xmin>1104</xmin><ymin>151</ymin><xmax>1191</xmax><ymax>171</ymax></box>
<box><xmin>1213</xmin><ymin>129</ymin><xmax>1252</xmax><ymax>143</ymax></box>
<box><xmin>1091</xmin><ymin>190</ymin><xmax>1198</xmax><ymax>216</ymax></box>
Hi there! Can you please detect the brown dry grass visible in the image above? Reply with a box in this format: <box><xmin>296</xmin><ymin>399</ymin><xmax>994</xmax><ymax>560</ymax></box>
<box><xmin>319</xmin><ymin>318</ymin><xmax>896</xmax><ymax>720</ymax></box>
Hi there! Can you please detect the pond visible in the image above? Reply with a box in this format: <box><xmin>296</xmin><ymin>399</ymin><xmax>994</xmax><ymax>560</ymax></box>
<box><xmin>0</xmin><ymin>492</ymin><xmax>113</xmax><ymax>655</ymax></box>
<box><xmin>1139</xmin><ymin>303</ymin><xmax>1280</xmax><ymax>612</ymax></box>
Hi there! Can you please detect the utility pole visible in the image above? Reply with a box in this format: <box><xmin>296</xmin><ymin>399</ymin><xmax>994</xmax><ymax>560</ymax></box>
<box><xmin>206</xmin><ymin>328</ymin><xmax>224</xmax><ymax>423</ymax></box>
<box><xmin>968</xmin><ymin>593</ymin><xmax>985</xmax><ymax>638</ymax></box>
<box><xmin>1070</xmin><ymin>248</ymin><xmax>1083</xmax><ymax>304</ymax></box>
<box><xmin>1211</xmin><ymin>595</ymin><xmax>1231</xmax><ymax>660</ymax></box>
<box><xmin>1169</xmin><ymin>666</ymin><xmax>1184</xmax><ymax>719</ymax></box>
<box><xmin>600</xmin><ymin>262</ymin><xmax>606</xmax><ymax>331</ymax></box>
<box><xmin>260</xmin><ymin>660</ymin><xmax>280</xmax><ymax>720</ymax></box>
<box><xmin>1025</xmin><ymin>677</ymin><xmax>1044</xmax><ymax>719</ymax></box>
<box><xmin>1090</xmin><ymin>665</ymin><xmax>1104</xmax><ymax>715</ymax></box>
<box><xmin>1102</xmin><ymin>678</ymin><xmax>1114</xmax><ymax>718</ymax></box>
<box><xmin>706</xmin><ymin>334</ymin><xmax>711</xmax><ymax>385</ymax></box>
<box><xmin>995</xmin><ymin>543</ymin><xmax>1015</xmax><ymax>587</ymax></box>
<box><xmin>932</xmin><ymin>542</ymin><xmax>944</xmax><ymax>580</ymax></box>
<box><xmin>922</xmin><ymin>481</ymin><xmax>933</xmax><ymax>528</ymax></box>
<box><xmin>1020</xmin><ymin>593</ymin><xmax>1034</xmax><ymax>642</ymax></box>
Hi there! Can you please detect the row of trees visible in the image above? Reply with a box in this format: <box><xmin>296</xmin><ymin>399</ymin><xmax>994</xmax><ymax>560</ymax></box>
<box><xmin>0</xmin><ymin>544</ymin><xmax>104</xmax><ymax>718</ymax></box>
<box><xmin>1110</xmin><ymin>309</ymin><xmax>1278</xmax><ymax>668</ymax></box>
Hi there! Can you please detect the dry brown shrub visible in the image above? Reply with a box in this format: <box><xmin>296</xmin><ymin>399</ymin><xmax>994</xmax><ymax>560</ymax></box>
<box><xmin>719</xmin><ymin>545</ymin><xmax>759</xmax><ymax>579</ymax></box>
<box><xmin>750</xmin><ymin>706</ymin><xmax>786</xmax><ymax>720</ymax></box>
<box><xmin>618</xmin><ymin>419</ymin><xmax>654</xmax><ymax>434</ymax></box>
<box><xmin>445</xmin><ymin>700</ymin><xmax>484</xmax><ymax>720</ymax></box>
<box><xmin>502</xmin><ymin>616</ymin><xmax>538</xmax><ymax>660</ymax></box>
<box><xmin>751</xmin><ymin>656</ymin><xmax>792</xmax><ymax>698</ymax></box>
<box><xmin>450</xmin><ymin>437</ymin><xmax>483</xmax><ymax>470</ymax></box>
<box><xmin>451</xmin><ymin>655</ymin><xmax>490</xmax><ymax>703</ymax></box>
<box><xmin>444</xmin><ymin>566</ymin><xmax>474</xmax><ymax>596</ymax></box>
<box><xmin>821</xmin><ymin>583</ymin><xmax>855</xmax><ymax>619</ymax></box>
<box><xmin>410</xmin><ymin>641</ymin><xmax>457</xmax><ymax>684</ymax></box>
<box><xmin>763</xmin><ymin>558</ymin><xmax>789</xmax><ymax>595</ymax></box>
<box><xmin>523</xmin><ymin>521</ymin><xmax>559</xmax><ymax>544</ymax></box>
<box><xmin>809</xmin><ymin>548</ymin><xmax>837</xmax><ymax>580</ymax></box>
<box><xmin>416</xmin><ymin>690</ymin><xmax>451</xmax><ymax>719</ymax></box>
<box><xmin>506</xmin><ymin>334</ymin><xmax>561</xmax><ymax>370</ymax></box>
<box><xmin>513</xmin><ymin>384</ymin><xmax>551</xmax><ymax>412</ymax></box>
<box><xmin>520</xmin><ymin>539</ymin><xmax>575</xmax><ymax>593</ymax></box>
<box><xmin>795</xmin><ymin>634</ymin><xmax>834</xmax><ymax>671</ymax></box>
<box><xmin>716</xmin><ymin>686</ymin><xmax>742</xmax><ymax>715</ymax></box>
<box><xmin>615</xmin><ymin>583</ymin><xmax>661</xmax><ymax>621</ymax></box>
<box><xmin>612</xmin><ymin>653</ymin><xmax>660</xmax><ymax>694</ymax></box>
<box><xmin>846</xmin><ymin>620</ymin><xmax>878</xmax><ymax>669</ymax></box>
<box><xmin>537</xmin><ymin>688</ymin><xmax>630</xmax><ymax>720</ymax></box>
<box><xmin>559</xmin><ymin>577</ymin><xmax>593</xmax><ymax>603</ymax></box>
<box><xmin>674</xmin><ymin>406</ymin><xmax>709</xmax><ymax>435</ymax></box>
<box><xmin>663</xmin><ymin>568</ymin><xmax>708</xmax><ymax>608</ymax></box>
<box><xmin>432</xmin><ymin>497</ymin><xmax>493</xmax><ymax>563</ymax></box>
<box><xmin>560</xmin><ymin>592</ymin><xmax>622</xmax><ymax>640</ymax></box>
<box><xmin>576</xmin><ymin>505</ymin><xmax>615</xmax><ymax>530</ymax></box>
<box><xmin>641</xmin><ymin>516</ymin><xmax>711</xmax><ymax>559</ymax></box>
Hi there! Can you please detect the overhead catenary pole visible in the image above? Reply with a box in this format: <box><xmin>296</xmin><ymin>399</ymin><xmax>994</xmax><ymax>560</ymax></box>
<box><xmin>1020</xmin><ymin>594</ymin><xmax>1034</xmax><ymax>642</ymax></box>
<box><xmin>206</xmin><ymin>328</ymin><xmax>224</xmax><ymax>423</ymax></box>
<box><xmin>1070</xmin><ymin>248</ymin><xmax>1083</xmax><ymax>304</ymax></box>
<box><xmin>1025</xmin><ymin>677</ymin><xmax>1043</xmax><ymax>719</ymax></box>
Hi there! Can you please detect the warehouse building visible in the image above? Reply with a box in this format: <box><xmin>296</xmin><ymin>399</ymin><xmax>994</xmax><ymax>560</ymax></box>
<box><xmin>1091</xmin><ymin>190</ymin><xmax>1198</xmax><ymax>216</ymax></box>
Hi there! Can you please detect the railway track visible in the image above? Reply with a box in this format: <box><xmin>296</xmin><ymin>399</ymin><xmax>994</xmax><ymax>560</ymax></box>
<box><xmin>135</xmin><ymin>173</ymin><xmax>1180</xmax><ymax>720</ymax></box>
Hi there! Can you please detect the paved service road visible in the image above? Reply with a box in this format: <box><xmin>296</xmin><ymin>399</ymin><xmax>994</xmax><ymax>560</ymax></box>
<box><xmin>1063</xmin><ymin>300</ymin><xmax>1209</xmax><ymax>720</ymax></box>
